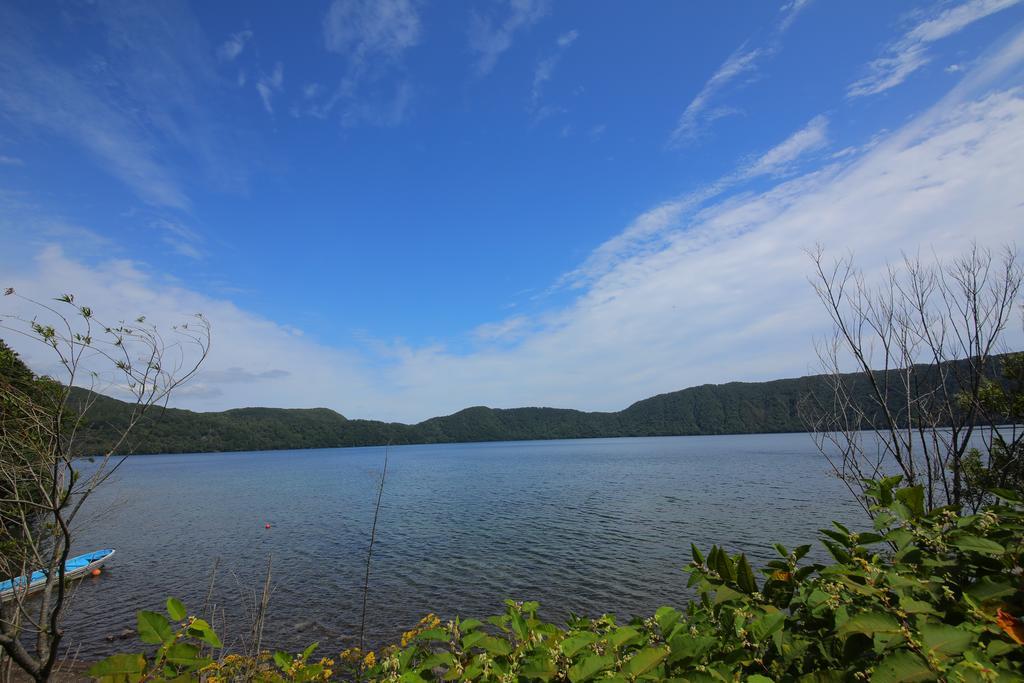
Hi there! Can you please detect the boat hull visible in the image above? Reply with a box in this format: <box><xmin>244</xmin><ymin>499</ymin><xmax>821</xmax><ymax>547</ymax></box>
<box><xmin>0</xmin><ymin>549</ymin><xmax>115</xmax><ymax>602</ymax></box>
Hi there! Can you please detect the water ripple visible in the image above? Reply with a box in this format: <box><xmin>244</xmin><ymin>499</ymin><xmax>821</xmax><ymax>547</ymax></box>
<box><xmin>64</xmin><ymin>434</ymin><xmax>867</xmax><ymax>659</ymax></box>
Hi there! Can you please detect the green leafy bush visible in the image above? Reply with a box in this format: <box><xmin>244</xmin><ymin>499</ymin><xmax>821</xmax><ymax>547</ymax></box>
<box><xmin>91</xmin><ymin>478</ymin><xmax>1023</xmax><ymax>681</ymax></box>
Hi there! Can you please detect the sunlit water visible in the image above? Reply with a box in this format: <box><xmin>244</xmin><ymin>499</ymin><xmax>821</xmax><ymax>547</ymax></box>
<box><xmin>60</xmin><ymin>434</ymin><xmax>867</xmax><ymax>660</ymax></box>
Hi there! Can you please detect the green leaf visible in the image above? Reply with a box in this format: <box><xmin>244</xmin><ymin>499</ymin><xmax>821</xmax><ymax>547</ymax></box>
<box><xmin>459</xmin><ymin>618</ymin><xmax>483</xmax><ymax>632</ymax></box>
<box><xmin>898</xmin><ymin>597</ymin><xmax>939</xmax><ymax>615</ymax></box>
<box><xmin>870</xmin><ymin>650</ymin><xmax>933</xmax><ymax>682</ymax></box>
<box><xmin>965</xmin><ymin>576</ymin><xmax>1015</xmax><ymax>603</ymax></box>
<box><xmin>462</xmin><ymin>631</ymin><xmax>486</xmax><ymax>649</ymax></box>
<box><xmin>855</xmin><ymin>532</ymin><xmax>885</xmax><ymax>545</ymax></box>
<box><xmin>921</xmin><ymin>624</ymin><xmax>974</xmax><ymax>659</ymax></box>
<box><xmin>690</xmin><ymin>543</ymin><xmax>704</xmax><ymax>565</ymax></box>
<box><xmin>418</xmin><ymin>652</ymin><xmax>456</xmax><ymax>672</ymax></box>
<box><xmin>87</xmin><ymin>653</ymin><xmax>146</xmax><ymax>680</ymax></box>
<box><xmin>989</xmin><ymin>487</ymin><xmax>1023</xmax><ymax>503</ymax></box>
<box><xmin>748</xmin><ymin>676</ymin><xmax>775</xmax><ymax>683</ymax></box>
<box><xmin>416</xmin><ymin>628</ymin><xmax>450</xmax><ymax>642</ymax></box>
<box><xmin>560</xmin><ymin>632</ymin><xmax>600</xmax><ymax>657</ymax></box>
<box><xmin>949</xmin><ymin>533</ymin><xmax>1005</xmax><ymax>556</ymax></box>
<box><xmin>736</xmin><ymin>554</ymin><xmax>757</xmax><ymax>594</ymax></box>
<box><xmin>838</xmin><ymin>612</ymin><xmax>901</xmax><ymax>637</ymax></box>
<box><xmin>186</xmin><ymin>618</ymin><xmax>222</xmax><ymax>648</ymax></box>
<box><xmin>713</xmin><ymin>549</ymin><xmax>736</xmax><ymax>583</ymax></box>
<box><xmin>895</xmin><ymin>486</ymin><xmax>925</xmax><ymax>517</ymax></box>
<box><xmin>713</xmin><ymin>585</ymin><xmax>743</xmax><ymax>604</ymax></box>
<box><xmin>476</xmin><ymin>635</ymin><xmax>513</xmax><ymax>656</ymax></box>
<box><xmin>461</xmin><ymin>660</ymin><xmax>484</xmax><ymax>681</ymax></box>
<box><xmin>164</xmin><ymin>643</ymin><xmax>200</xmax><ymax>666</ymax></box>
<box><xmin>750</xmin><ymin>611</ymin><xmax>786</xmax><ymax>641</ymax></box>
<box><xmin>667</xmin><ymin>635</ymin><xmax>716</xmax><ymax>664</ymax></box>
<box><xmin>567</xmin><ymin>653</ymin><xmax>614</xmax><ymax>683</ymax></box>
<box><xmin>519</xmin><ymin>654</ymin><xmax>557</xmax><ymax>681</ymax></box>
<box><xmin>510</xmin><ymin>610</ymin><xmax>529</xmax><ymax>640</ymax></box>
<box><xmin>137</xmin><ymin>610</ymin><xmax>173</xmax><ymax>645</ymax></box>
<box><xmin>621</xmin><ymin>646</ymin><xmax>668</xmax><ymax>677</ymax></box>
<box><xmin>274</xmin><ymin>651</ymin><xmax>291</xmax><ymax>670</ymax></box>
<box><xmin>885</xmin><ymin>529</ymin><xmax>914</xmax><ymax>550</ymax></box>
<box><xmin>772</xmin><ymin>543</ymin><xmax>788</xmax><ymax>558</ymax></box>
<box><xmin>655</xmin><ymin>606</ymin><xmax>681</xmax><ymax>635</ymax></box>
<box><xmin>166</xmin><ymin>598</ymin><xmax>187</xmax><ymax>622</ymax></box>
<box><xmin>607</xmin><ymin>626</ymin><xmax>642</xmax><ymax>649</ymax></box>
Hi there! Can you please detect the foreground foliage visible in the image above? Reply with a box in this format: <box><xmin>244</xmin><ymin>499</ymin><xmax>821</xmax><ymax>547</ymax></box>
<box><xmin>90</xmin><ymin>478</ymin><xmax>1023</xmax><ymax>682</ymax></box>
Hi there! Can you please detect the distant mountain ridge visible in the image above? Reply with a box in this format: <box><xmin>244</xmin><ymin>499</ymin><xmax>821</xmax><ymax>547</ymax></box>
<box><xmin>60</xmin><ymin>353</ymin><xmax>1013</xmax><ymax>456</ymax></box>
<box><xmin>54</xmin><ymin>366</ymin><xmax>915</xmax><ymax>455</ymax></box>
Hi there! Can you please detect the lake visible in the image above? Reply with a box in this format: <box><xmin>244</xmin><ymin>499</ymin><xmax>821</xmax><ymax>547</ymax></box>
<box><xmin>63</xmin><ymin>433</ymin><xmax>867</xmax><ymax>660</ymax></box>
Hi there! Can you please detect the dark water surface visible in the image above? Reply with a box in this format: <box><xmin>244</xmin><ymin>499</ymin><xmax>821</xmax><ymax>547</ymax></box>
<box><xmin>63</xmin><ymin>434</ymin><xmax>866</xmax><ymax>659</ymax></box>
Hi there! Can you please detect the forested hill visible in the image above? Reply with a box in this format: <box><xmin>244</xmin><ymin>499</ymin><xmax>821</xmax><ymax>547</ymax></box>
<box><xmin>53</xmin><ymin>354</ymin><xmax>1010</xmax><ymax>456</ymax></box>
<box><xmin>63</xmin><ymin>371</ymin><xmax>852</xmax><ymax>455</ymax></box>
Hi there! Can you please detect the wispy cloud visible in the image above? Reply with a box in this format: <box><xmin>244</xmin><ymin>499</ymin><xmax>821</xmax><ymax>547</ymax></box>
<box><xmin>670</xmin><ymin>45</ymin><xmax>763</xmax><ymax>143</ymax></box>
<box><xmin>473</xmin><ymin>315</ymin><xmax>530</xmax><ymax>343</ymax></box>
<box><xmin>670</xmin><ymin>1</ymin><xmax>813</xmax><ymax>146</ymax></box>
<box><xmin>574</xmin><ymin>114</ymin><xmax>829</xmax><ymax>287</ymax></box>
<box><xmin>529</xmin><ymin>29</ymin><xmax>579</xmax><ymax>121</ymax></box>
<box><xmin>739</xmin><ymin>114</ymin><xmax>829</xmax><ymax>177</ymax></box>
<box><xmin>469</xmin><ymin>0</ymin><xmax>549</xmax><ymax>76</ymax></box>
<box><xmin>848</xmin><ymin>0</ymin><xmax>1022</xmax><ymax>98</ymax></box>
<box><xmin>308</xmin><ymin>0</ymin><xmax>421</xmax><ymax>127</ymax></box>
<box><xmin>557</xmin><ymin>29</ymin><xmax>579</xmax><ymax>48</ymax></box>
<box><xmin>153</xmin><ymin>218</ymin><xmax>206</xmax><ymax>260</ymax></box>
<box><xmin>257</xmin><ymin>62</ymin><xmax>284</xmax><ymax>114</ymax></box>
<box><xmin>0</xmin><ymin>21</ymin><xmax>190</xmax><ymax>209</ymax></box>
<box><xmin>0</xmin><ymin>2</ymin><xmax>255</xmax><ymax>210</ymax></box>
<box><xmin>778</xmin><ymin>0</ymin><xmax>814</xmax><ymax>31</ymax></box>
<box><xmin>217</xmin><ymin>29</ymin><xmax>252</xmax><ymax>62</ymax></box>
<box><xmin>0</xmin><ymin>155</ymin><xmax>24</xmax><ymax>166</ymax></box>
<box><xmin>323</xmin><ymin>0</ymin><xmax>421</xmax><ymax>70</ymax></box>
<box><xmin>339</xmin><ymin>81</ymin><xmax>415</xmax><ymax>128</ymax></box>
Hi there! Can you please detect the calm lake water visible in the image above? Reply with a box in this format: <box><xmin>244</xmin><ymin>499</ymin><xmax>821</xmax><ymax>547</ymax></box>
<box><xmin>63</xmin><ymin>434</ymin><xmax>867</xmax><ymax>660</ymax></box>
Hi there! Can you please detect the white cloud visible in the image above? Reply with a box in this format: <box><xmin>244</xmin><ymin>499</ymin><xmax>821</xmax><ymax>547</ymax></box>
<box><xmin>848</xmin><ymin>0</ymin><xmax>1022</xmax><ymax>98</ymax></box>
<box><xmin>474</xmin><ymin>315</ymin><xmax>530</xmax><ymax>343</ymax></box>
<box><xmin>217</xmin><ymin>30</ymin><xmax>252</xmax><ymax>62</ymax></box>
<box><xmin>740</xmin><ymin>115</ymin><xmax>829</xmax><ymax>177</ymax></box>
<box><xmin>529</xmin><ymin>31</ymin><xmax>579</xmax><ymax>121</ymax></box>
<box><xmin>324</xmin><ymin>0</ymin><xmax>420</xmax><ymax>68</ymax></box>
<box><xmin>307</xmin><ymin>0</ymin><xmax>420</xmax><ymax>126</ymax></box>
<box><xmin>557</xmin><ymin>29</ymin><xmax>579</xmax><ymax>48</ymax></box>
<box><xmin>1</xmin><ymin>246</ymin><xmax>381</xmax><ymax>414</ymax></box>
<box><xmin>469</xmin><ymin>0</ymin><xmax>549</xmax><ymax>76</ymax></box>
<box><xmin>0</xmin><ymin>155</ymin><xmax>23</xmax><ymax>166</ymax></box>
<box><xmin>339</xmin><ymin>81</ymin><xmax>414</xmax><ymax>127</ymax></box>
<box><xmin>573</xmin><ymin>115</ymin><xmax>829</xmax><ymax>287</ymax></box>
<box><xmin>0</xmin><ymin>2</ymin><xmax>252</xmax><ymax>209</ymax></box>
<box><xmin>670</xmin><ymin>1</ymin><xmax>812</xmax><ymax>146</ymax></box>
<box><xmin>670</xmin><ymin>45</ymin><xmax>763</xmax><ymax>144</ymax></box>
<box><xmin>256</xmin><ymin>62</ymin><xmax>284</xmax><ymax>114</ymax></box>
<box><xmin>0</xmin><ymin>21</ymin><xmax>190</xmax><ymax>209</ymax></box>
<box><xmin>153</xmin><ymin>218</ymin><xmax>205</xmax><ymax>260</ymax></box>
<box><xmin>778</xmin><ymin>0</ymin><xmax>814</xmax><ymax>31</ymax></box>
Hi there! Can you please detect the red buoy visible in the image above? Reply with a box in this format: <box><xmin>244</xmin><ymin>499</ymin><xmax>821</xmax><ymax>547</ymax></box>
<box><xmin>265</xmin><ymin>523</ymin><xmax>271</xmax><ymax>529</ymax></box>
<box><xmin>91</xmin><ymin>568</ymin><xmax>102</xmax><ymax>576</ymax></box>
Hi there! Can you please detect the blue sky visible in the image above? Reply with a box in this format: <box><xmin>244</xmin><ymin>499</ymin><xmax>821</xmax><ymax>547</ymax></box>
<box><xmin>2</xmin><ymin>0</ymin><xmax>1024</xmax><ymax>422</ymax></box>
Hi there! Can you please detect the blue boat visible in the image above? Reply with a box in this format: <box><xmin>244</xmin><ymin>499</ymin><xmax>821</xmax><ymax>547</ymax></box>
<box><xmin>0</xmin><ymin>549</ymin><xmax>115</xmax><ymax>601</ymax></box>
